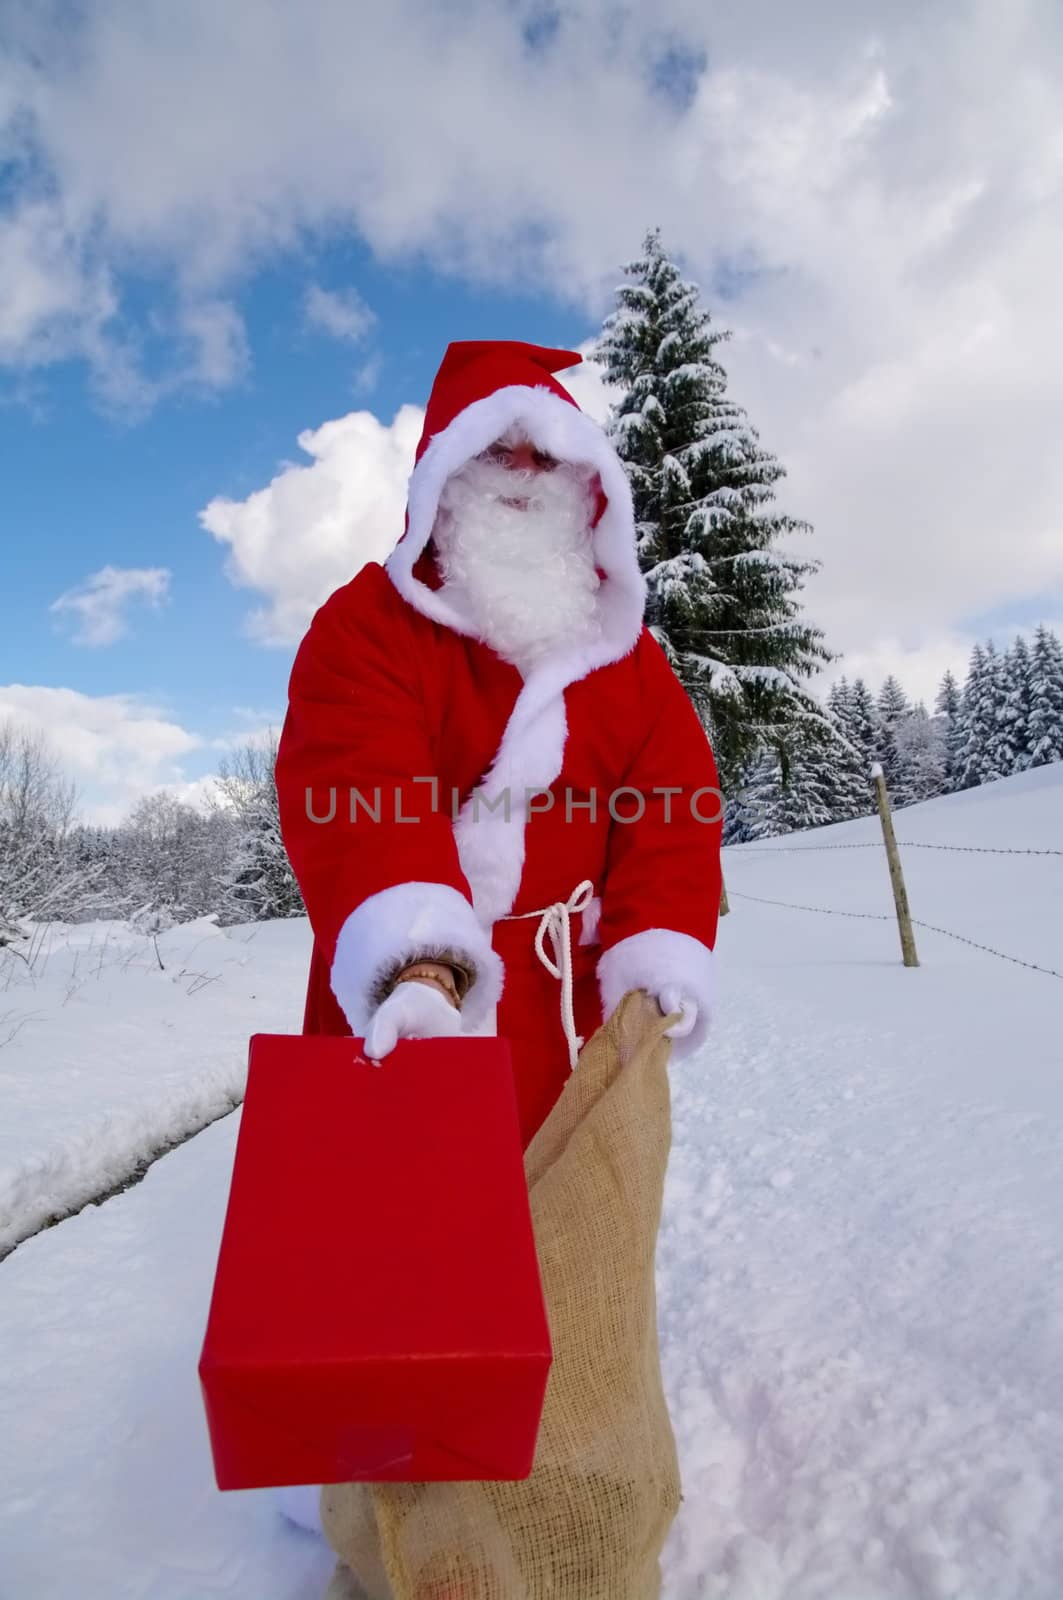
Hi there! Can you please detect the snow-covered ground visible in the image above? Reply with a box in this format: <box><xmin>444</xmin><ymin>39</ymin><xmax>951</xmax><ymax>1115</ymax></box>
<box><xmin>1</xmin><ymin>917</ymin><xmax>311</xmax><ymax>1258</ymax></box>
<box><xmin>2</xmin><ymin>766</ymin><xmax>1062</xmax><ymax>1598</ymax></box>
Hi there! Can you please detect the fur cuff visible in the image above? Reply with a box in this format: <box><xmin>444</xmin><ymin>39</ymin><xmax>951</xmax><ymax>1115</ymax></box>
<box><xmin>597</xmin><ymin>928</ymin><xmax>714</xmax><ymax>1059</ymax></box>
<box><xmin>331</xmin><ymin>882</ymin><xmax>504</xmax><ymax>1034</ymax></box>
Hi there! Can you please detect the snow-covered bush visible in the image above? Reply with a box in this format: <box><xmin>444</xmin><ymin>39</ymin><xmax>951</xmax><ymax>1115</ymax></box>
<box><xmin>0</xmin><ymin>722</ymin><xmax>94</xmax><ymax>941</ymax></box>
<box><xmin>214</xmin><ymin>733</ymin><xmax>304</xmax><ymax>923</ymax></box>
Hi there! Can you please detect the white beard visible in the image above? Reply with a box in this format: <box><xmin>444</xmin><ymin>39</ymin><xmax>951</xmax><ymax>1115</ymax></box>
<box><xmin>432</xmin><ymin>454</ymin><xmax>603</xmax><ymax>674</ymax></box>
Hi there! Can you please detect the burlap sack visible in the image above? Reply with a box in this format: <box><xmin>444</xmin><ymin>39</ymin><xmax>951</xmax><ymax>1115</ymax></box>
<box><xmin>321</xmin><ymin>989</ymin><xmax>681</xmax><ymax>1600</ymax></box>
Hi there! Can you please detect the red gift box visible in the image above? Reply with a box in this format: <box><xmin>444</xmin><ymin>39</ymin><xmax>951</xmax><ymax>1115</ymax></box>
<box><xmin>198</xmin><ymin>1033</ymin><xmax>552</xmax><ymax>1490</ymax></box>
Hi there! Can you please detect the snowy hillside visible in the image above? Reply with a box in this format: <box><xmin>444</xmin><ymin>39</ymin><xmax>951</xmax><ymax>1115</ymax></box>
<box><xmin>2</xmin><ymin>766</ymin><xmax>1062</xmax><ymax>1599</ymax></box>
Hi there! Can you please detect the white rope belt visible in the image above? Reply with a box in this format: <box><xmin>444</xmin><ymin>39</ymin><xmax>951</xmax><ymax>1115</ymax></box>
<box><xmin>501</xmin><ymin>879</ymin><xmax>596</xmax><ymax>1071</ymax></box>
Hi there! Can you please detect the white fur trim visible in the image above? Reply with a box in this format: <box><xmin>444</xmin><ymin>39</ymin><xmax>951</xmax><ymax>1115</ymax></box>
<box><xmin>453</xmin><ymin>693</ymin><xmax>568</xmax><ymax>927</ymax></box>
<box><xmin>388</xmin><ymin>385</ymin><xmax>645</xmax><ymax>663</ymax></box>
<box><xmin>597</xmin><ymin>929</ymin><xmax>714</xmax><ymax>1060</ymax></box>
<box><xmin>387</xmin><ymin>386</ymin><xmax>647</xmax><ymax>923</ymax></box>
<box><xmin>330</xmin><ymin>882</ymin><xmax>503</xmax><ymax>1034</ymax></box>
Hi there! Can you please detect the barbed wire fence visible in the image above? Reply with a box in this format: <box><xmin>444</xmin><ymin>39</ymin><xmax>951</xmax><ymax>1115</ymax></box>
<box><xmin>722</xmin><ymin>772</ymin><xmax>1063</xmax><ymax>982</ymax></box>
<box><xmin>730</xmin><ymin>841</ymin><xmax>1063</xmax><ymax>858</ymax></box>
<box><xmin>725</xmin><ymin>888</ymin><xmax>1063</xmax><ymax>982</ymax></box>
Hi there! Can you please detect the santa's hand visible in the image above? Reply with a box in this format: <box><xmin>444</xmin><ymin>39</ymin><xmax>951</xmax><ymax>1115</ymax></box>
<box><xmin>363</xmin><ymin>980</ymin><xmax>463</xmax><ymax>1060</ymax></box>
<box><xmin>657</xmin><ymin>982</ymin><xmax>698</xmax><ymax>1041</ymax></box>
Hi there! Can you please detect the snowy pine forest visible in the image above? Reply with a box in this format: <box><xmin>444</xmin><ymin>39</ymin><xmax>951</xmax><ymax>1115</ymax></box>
<box><xmin>726</xmin><ymin>626</ymin><xmax>1063</xmax><ymax>843</ymax></box>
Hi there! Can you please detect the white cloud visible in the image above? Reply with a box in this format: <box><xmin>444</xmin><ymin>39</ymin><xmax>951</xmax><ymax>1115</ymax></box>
<box><xmin>200</xmin><ymin>403</ymin><xmax>424</xmax><ymax>645</ymax></box>
<box><xmin>50</xmin><ymin>565</ymin><xmax>171</xmax><ymax>646</ymax></box>
<box><xmin>210</xmin><ymin>705</ymin><xmax>285</xmax><ymax>748</ymax></box>
<box><xmin>352</xmin><ymin>354</ymin><xmax>381</xmax><ymax>394</ymax></box>
<box><xmin>209</xmin><ymin>720</ymin><xmax>283</xmax><ymax>753</ymax></box>
<box><xmin>821</xmin><ymin>629</ymin><xmax>985</xmax><ymax>708</ymax></box>
<box><xmin>152</xmin><ymin>773</ymin><xmax>225</xmax><ymax>815</ymax></box>
<box><xmin>304</xmin><ymin>284</ymin><xmax>375</xmax><ymax>344</ymax></box>
<box><xmin>0</xmin><ymin>200</ymin><xmax>247</xmax><ymax>414</ymax></box>
<box><xmin>0</xmin><ymin>684</ymin><xmax>202</xmax><ymax>823</ymax></box>
<box><xmin>4</xmin><ymin>1</ymin><xmax>1063</xmax><ymax>688</ymax></box>
<box><xmin>175</xmin><ymin>299</ymin><xmax>250</xmax><ymax>390</ymax></box>
<box><xmin>85</xmin><ymin>298</ymin><xmax>250</xmax><ymax>418</ymax></box>
<box><xmin>562</xmin><ymin>342</ymin><xmax>619</xmax><ymax>425</ymax></box>
<box><xmin>0</xmin><ymin>200</ymin><xmax>117</xmax><ymax>367</ymax></box>
<box><xmin>198</xmin><ymin>339</ymin><xmax>618</xmax><ymax>646</ymax></box>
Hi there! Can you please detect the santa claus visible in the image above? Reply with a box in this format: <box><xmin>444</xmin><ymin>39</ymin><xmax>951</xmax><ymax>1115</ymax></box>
<box><xmin>275</xmin><ymin>340</ymin><xmax>723</xmax><ymax>1148</ymax></box>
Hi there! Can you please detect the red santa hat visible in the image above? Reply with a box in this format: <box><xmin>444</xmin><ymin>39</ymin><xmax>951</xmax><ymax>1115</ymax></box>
<box><xmin>386</xmin><ymin>338</ymin><xmax>646</xmax><ymax>674</ymax></box>
<box><xmin>413</xmin><ymin>340</ymin><xmax>583</xmax><ymax>462</ymax></box>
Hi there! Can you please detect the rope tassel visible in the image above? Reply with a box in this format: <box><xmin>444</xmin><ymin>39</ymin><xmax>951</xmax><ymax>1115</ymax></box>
<box><xmin>505</xmin><ymin>880</ymin><xmax>596</xmax><ymax>1071</ymax></box>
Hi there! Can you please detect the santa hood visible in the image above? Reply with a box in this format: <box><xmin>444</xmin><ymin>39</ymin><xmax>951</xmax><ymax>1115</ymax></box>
<box><xmin>386</xmin><ymin>340</ymin><xmax>646</xmax><ymax>677</ymax></box>
<box><xmin>383</xmin><ymin>341</ymin><xmax>648</xmax><ymax>928</ymax></box>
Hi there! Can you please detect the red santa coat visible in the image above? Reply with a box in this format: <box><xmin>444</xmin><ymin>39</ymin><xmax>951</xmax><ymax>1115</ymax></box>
<box><xmin>276</xmin><ymin>341</ymin><xmax>723</xmax><ymax>1147</ymax></box>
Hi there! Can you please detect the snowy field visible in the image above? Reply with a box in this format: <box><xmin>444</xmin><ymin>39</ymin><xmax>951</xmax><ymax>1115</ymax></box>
<box><xmin>2</xmin><ymin>765</ymin><xmax>1062</xmax><ymax>1599</ymax></box>
<box><xmin>0</xmin><ymin>917</ymin><xmax>311</xmax><ymax>1259</ymax></box>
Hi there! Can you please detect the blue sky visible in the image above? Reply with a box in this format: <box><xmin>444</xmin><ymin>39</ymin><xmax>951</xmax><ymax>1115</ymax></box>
<box><xmin>3</xmin><ymin>243</ymin><xmax>589</xmax><ymax>749</ymax></box>
<box><xmin>2</xmin><ymin>0</ymin><xmax>1061</xmax><ymax>820</ymax></box>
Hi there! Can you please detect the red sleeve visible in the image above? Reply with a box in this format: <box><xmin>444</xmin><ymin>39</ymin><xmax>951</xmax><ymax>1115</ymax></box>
<box><xmin>275</xmin><ymin>564</ymin><xmax>502</xmax><ymax>1031</ymax></box>
<box><xmin>596</xmin><ymin>631</ymin><xmax>723</xmax><ymax>1052</ymax></box>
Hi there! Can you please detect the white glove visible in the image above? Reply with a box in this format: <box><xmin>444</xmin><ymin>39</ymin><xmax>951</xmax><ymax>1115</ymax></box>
<box><xmin>658</xmin><ymin>982</ymin><xmax>698</xmax><ymax>1041</ymax></box>
<box><xmin>363</xmin><ymin>980</ymin><xmax>462</xmax><ymax>1060</ymax></box>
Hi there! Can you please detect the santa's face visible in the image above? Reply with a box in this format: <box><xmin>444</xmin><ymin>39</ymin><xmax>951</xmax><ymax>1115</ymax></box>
<box><xmin>431</xmin><ymin>428</ymin><xmax>603</xmax><ymax>674</ymax></box>
<box><xmin>481</xmin><ymin>436</ymin><xmax>561</xmax><ymax>501</ymax></box>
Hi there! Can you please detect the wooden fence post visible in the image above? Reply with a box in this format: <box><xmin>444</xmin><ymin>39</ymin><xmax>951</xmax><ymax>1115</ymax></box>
<box><xmin>872</xmin><ymin>762</ymin><xmax>919</xmax><ymax>967</ymax></box>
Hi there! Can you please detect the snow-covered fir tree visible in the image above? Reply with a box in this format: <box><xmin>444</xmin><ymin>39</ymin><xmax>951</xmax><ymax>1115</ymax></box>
<box><xmin>723</xmin><ymin>746</ymin><xmax>779</xmax><ymax>843</ymax></box>
<box><xmin>1026</xmin><ymin>624</ymin><xmax>1063</xmax><ymax>768</ymax></box>
<box><xmin>592</xmin><ymin>229</ymin><xmax>832</xmax><ymax>787</ymax></box>
<box><xmin>875</xmin><ymin>675</ymin><xmax>909</xmax><ymax>797</ymax></box>
<box><xmin>956</xmin><ymin>642</ymin><xmax>1006</xmax><ymax>788</ymax></box>
<box><xmin>981</xmin><ymin>641</ymin><xmax>1021</xmax><ymax>778</ymax></box>
<box><xmin>824</xmin><ymin>679</ymin><xmax>875</xmax><ymax>819</ymax></box>
<box><xmin>893</xmin><ymin>704</ymin><xmax>946</xmax><ymax>805</ymax></box>
<box><xmin>1003</xmin><ymin>636</ymin><xmax>1033</xmax><ymax>772</ymax></box>
<box><xmin>934</xmin><ymin>670</ymin><xmax>963</xmax><ymax>791</ymax></box>
<box><xmin>726</xmin><ymin>727</ymin><xmax>839</xmax><ymax>840</ymax></box>
<box><xmin>776</xmin><ymin>728</ymin><xmax>845</xmax><ymax>833</ymax></box>
<box><xmin>843</xmin><ymin>679</ymin><xmax>880</xmax><ymax>775</ymax></box>
<box><xmin>877</xmin><ymin>675</ymin><xmax>909</xmax><ymax>725</ymax></box>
